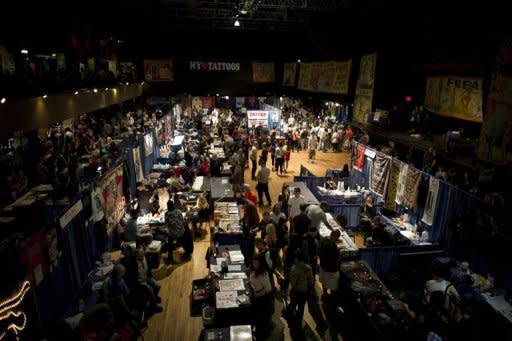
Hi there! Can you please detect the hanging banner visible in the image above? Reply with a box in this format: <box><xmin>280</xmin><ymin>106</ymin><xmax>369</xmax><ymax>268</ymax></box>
<box><xmin>247</xmin><ymin>110</ymin><xmax>269</xmax><ymax>128</ymax></box>
<box><xmin>353</xmin><ymin>53</ymin><xmax>377</xmax><ymax>123</ymax></box>
<box><xmin>132</xmin><ymin>147</ymin><xmax>144</xmax><ymax>182</ymax></box>
<box><xmin>93</xmin><ymin>164</ymin><xmax>124</xmax><ymax>233</ymax></box>
<box><xmin>477</xmin><ymin>39</ymin><xmax>512</xmax><ymax>163</ymax></box>
<box><xmin>384</xmin><ymin>160</ymin><xmax>401</xmax><ymax>210</ymax></box>
<box><xmin>424</xmin><ymin>76</ymin><xmax>483</xmax><ymax>122</ymax></box>
<box><xmin>398</xmin><ymin>166</ymin><xmax>422</xmax><ymax>210</ymax></box>
<box><xmin>252</xmin><ymin>62</ymin><xmax>275</xmax><ymax>83</ymax></box>
<box><xmin>421</xmin><ymin>177</ymin><xmax>440</xmax><ymax>226</ymax></box>
<box><xmin>395</xmin><ymin>163</ymin><xmax>408</xmax><ymax>206</ymax></box>
<box><xmin>353</xmin><ymin>144</ymin><xmax>366</xmax><ymax>171</ymax></box>
<box><xmin>143</xmin><ymin>59</ymin><xmax>174</xmax><ymax>82</ymax></box>
<box><xmin>297</xmin><ymin>60</ymin><xmax>351</xmax><ymax>94</ymax></box>
<box><xmin>369</xmin><ymin>154</ymin><xmax>392</xmax><ymax>197</ymax></box>
<box><xmin>282</xmin><ymin>62</ymin><xmax>297</xmax><ymax>87</ymax></box>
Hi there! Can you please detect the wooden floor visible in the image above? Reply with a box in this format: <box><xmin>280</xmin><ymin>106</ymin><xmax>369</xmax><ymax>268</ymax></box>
<box><xmin>143</xmin><ymin>149</ymin><xmax>351</xmax><ymax>341</ymax></box>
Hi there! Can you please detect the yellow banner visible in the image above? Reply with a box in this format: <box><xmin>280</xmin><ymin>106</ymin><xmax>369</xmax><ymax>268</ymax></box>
<box><xmin>252</xmin><ymin>62</ymin><xmax>275</xmax><ymax>83</ymax></box>
<box><xmin>353</xmin><ymin>53</ymin><xmax>377</xmax><ymax>123</ymax></box>
<box><xmin>282</xmin><ymin>62</ymin><xmax>297</xmax><ymax>87</ymax></box>
<box><xmin>424</xmin><ymin>76</ymin><xmax>483</xmax><ymax>122</ymax></box>
<box><xmin>297</xmin><ymin>60</ymin><xmax>351</xmax><ymax>94</ymax></box>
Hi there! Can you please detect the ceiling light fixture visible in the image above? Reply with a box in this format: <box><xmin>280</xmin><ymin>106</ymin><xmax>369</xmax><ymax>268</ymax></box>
<box><xmin>234</xmin><ymin>20</ymin><xmax>240</xmax><ymax>27</ymax></box>
<box><xmin>21</xmin><ymin>49</ymin><xmax>28</xmax><ymax>55</ymax></box>
<box><xmin>93</xmin><ymin>89</ymin><xmax>98</xmax><ymax>93</ymax></box>
<box><xmin>51</xmin><ymin>53</ymin><xmax>57</xmax><ymax>57</ymax></box>
<box><xmin>74</xmin><ymin>91</ymin><xmax>79</xmax><ymax>95</ymax></box>
<box><xmin>42</xmin><ymin>94</ymin><xmax>48</xmax><ymax>99</ymax></box>
<box><xmin>1</xmin><ymin>97</ymin><xmax>6</xmax><ymax>104</ymax></box>
<box><xmin>125</xmin><ymin>82</ymin><xmax>129</xmax><ymax>86</ymax></box>
<box><xmin>105</xmin><ymin>88</ymin><xmax>109</xmax><ymax>91</ymax></box>
<box><xmin>297</xmin><ymin>59</ymin><xmax>301</xmax><ymax>63</ymax></box>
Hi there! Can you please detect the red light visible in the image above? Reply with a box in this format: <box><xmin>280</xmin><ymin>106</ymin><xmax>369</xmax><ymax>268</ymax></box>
<box><xmin>405</xmin><ymin>96</ymin><xmax>412</xmax><ymax>102</ymax></box>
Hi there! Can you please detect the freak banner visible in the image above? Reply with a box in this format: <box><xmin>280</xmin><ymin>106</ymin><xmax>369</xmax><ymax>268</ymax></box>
<box><xmin>424</xmin><ymin>76</ymin><xmax>483</xmax><ymax>122</ymax></box>
<box><xmin>369</xmin><ymin>154</ymin><xmax>392</xmax><ymax>197</ymax></box>
<box><xmin>477</xmin><ymin>38</ymin><xmax>512</xmax><ymax>163</ymax></box>
<box><xmin>297</xmin><ymin>60</ymin><xmax>351</xmax><ymax>94</ymax></box>
<box><xmin>252</xmin><ymin>62</ymin><xmax>275</xmax><ymax>83</ymax></box>
<box><xmin>353</xmin><ymin>53</ymin><xmax>377</xmax><ymax>123</ymax></box>
<box><xmin>282</xmin><ymin>62</ymin><xmax>297</xmax><ymax>87</ymax></box>
<box><xmin>143</xmin><ymin>59</ymin><xmax>174</xmax><ymax>82</ymax></box>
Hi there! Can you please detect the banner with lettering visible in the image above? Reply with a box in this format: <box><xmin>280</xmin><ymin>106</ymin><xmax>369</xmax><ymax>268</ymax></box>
<box><xmin>144</xmin><ymin>59</ymin><xmax>174</xmax><ymax>81</ymax></box>
<box><xmin>252</xmin><ymin>62</ymin><xmax>275</xmax><ymax>83</ymax></box>
<box><xmin>189</xmin><ymin>61</ymin><xmax>241</xmax><ymax>71</ymax></box>
<box><xmin>424</xmin><ymin>76</ymin><xmax>483</xmax><ymax>122</ymax></box>
<box><xmin>247</xmin><ymin>110</ymin><xmax>269</xmax><ymax>128</ymax></box>
<box><xmin>477</xmin><ymin>39</ymin><xmax>512</xmax><ymax>163</ymax></box>
<box><xmin>282</xmin><ymin>62</ymin><xmax>297</xmax><ymax>86</ymax></box>
<box><xmin>297</xmin><ymin>60</ymin><xmax>351</xmax><ymax>94</ymax></box>
<box><xmin>353</xmin><ymin>53</ymin><xmax>377</xmax><ymax>123</ymax></box>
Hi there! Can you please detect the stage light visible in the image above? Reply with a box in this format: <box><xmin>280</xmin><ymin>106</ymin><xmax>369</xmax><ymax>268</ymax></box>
<box><xmin>234</xmin><ymin>20</ymin><xmax>240</xmax><ymax>27</ymax></box>
<box><xmin>1</xmin><ymin>97</ymin><xmax>5</xmax><ymax>104</ymax></box>
<box><xmin>93</xmin><ymin>88</ymin><xmax>98</xmax><ymax>93</ymax></box>
<box><xmin>74</xmin><ymin>91</ymin><xmax>79</xmax><ymax>95</ymax></box>
<box><xmin>21</xmin><ymin>49</ymin><xmax>28</xmax><ymax>55</ymax></box>
<box><xmin>42</xmin><ymin>94</ymin><xmax>47</xmax><ymax>99</ymax></box>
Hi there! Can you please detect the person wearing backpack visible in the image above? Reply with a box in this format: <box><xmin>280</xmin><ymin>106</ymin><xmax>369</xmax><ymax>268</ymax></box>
<box><xmin>255</xmin><ymin>238</ymin><xmax>277</xmax><ymax>289</ymax></box>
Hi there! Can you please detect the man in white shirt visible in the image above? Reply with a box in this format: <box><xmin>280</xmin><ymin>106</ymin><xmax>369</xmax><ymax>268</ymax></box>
<box><xmin>306</xmin><ymin>201</ymin><xmax>332</xmax><ymax>231</ymax></box>
<box><xmin>288</xmin><ymin>187</ymin><xmax>306</xmax><ymax>220</ymax></box>
<box><xmin>256</xmin><ymin>162</ymin><xmax>272</xmax><ymax>206</ymax></box>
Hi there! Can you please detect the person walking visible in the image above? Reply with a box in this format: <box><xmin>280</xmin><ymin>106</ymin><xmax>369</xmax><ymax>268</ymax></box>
<box><xmin>256</xmin><ymin>160</ymin><xmax>272</xmax><ymax>206</ymax></box>
<box><xmin>250</xmin><ymin>144</ymin><xmax>258</xmax><ymax>180</ymax></box>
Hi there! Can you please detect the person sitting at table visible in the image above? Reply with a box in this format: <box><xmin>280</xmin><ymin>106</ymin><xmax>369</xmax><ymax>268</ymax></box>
<box><xmin>190</xmin><ymin>192</ymin><xmax>210</xmax><ymax>235</ymax></box>
<box><xmin>149</xmin><ymin>179</ymin><xmax>170</xmax><ymax>215</ymax></box>
<box><xmin>306</xmin><ymin>201</ymin><xmax>333</xmax><ymax>231</ymax></box>
<box><xmin>368</xmin><ymin>217</ymin><xmax>394</xmax><ymax>246</ymax></box>
<box><xmin>340</xmin><ymin>163</ymin><xmax>350</xmax><ymax>178</ymax></box>
<box><xmin>248</xmin><ymin>256</ymin><xmax>273</xmax><ymax>341</ymax></box>
<box><xmin>362</xmin><ymin>196</ymin><xmax>377</xmax><ymax>219</ymax></box>
<box><xmin>424</xmin><ymin>268</ymin><xmax>460</xmax><ymax>311</ymax></box>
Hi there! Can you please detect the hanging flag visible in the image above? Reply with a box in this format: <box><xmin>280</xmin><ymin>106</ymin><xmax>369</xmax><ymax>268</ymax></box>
<box><xmin>353</xmin><ymin>144</ymin><xmax>366</xmax><ymax>171</ymax></box>
<box><xmin>385</xmin><ymin>160</ymin><xmax>401</xmax><ymax>210</ymax></box>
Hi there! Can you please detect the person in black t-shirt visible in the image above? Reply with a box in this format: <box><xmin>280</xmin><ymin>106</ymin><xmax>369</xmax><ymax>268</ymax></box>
<box><xmin>209</xmin><ymin>153</ymin><xmax>222</xmax><ymax>177</ymax></box>
<box><xmin>292</xmin><ymin>204</ymin><xmax>311</xmax><ymax>238</ymax></box>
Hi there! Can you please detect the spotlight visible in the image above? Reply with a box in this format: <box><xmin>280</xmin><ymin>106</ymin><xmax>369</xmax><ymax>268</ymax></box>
<box><xmin>1</xmin><ymin>97</ymin><xmax>6</xmax><ymax>104</ymax></box>
<box><xmin>279</xmin><ymin>97</ymin><xmax>283</xmax><ymax>101</ymax></box>
<box><xmin>42</xmin><ymin>94</ymin><xmax>48</xmax><ymax>99</ymax></box>
<box><xmin>325</xmin><ymin>102</ymin><xmax>329</xmax><ymax>106</ymax></box>
<box><xmin>216</xmin><ymin>93</ymin><xmax>220</xmax><ymax>97</ymax></box>
<box><xmin>125</xmin><ymin>82</ymin><xmax>129</xmax><ymax>85</ymax></box>
<box><xmin>51</xmin><ymin>53</ymin><xmax>57</xmax><ymax>57</ymax></box>
<box><xmin>21</xmin><ymin>49</ymin><xmax>28</xmax><ymax>55</ymax></box>
<box><xmin>74</xmin><ymin>91</ymin><xmax>79</xmax><ymax>95</ymax></box>
<box><xmin>105</xmin><ymin>88</ymin><xmax>109</xmax><ymax>91</ymax></box>
<box><xmin>224</xmin><ymin>96</ymin><xmax>229</xmax><ymax>100</ymax></box>
<box><xmin>93</xmin><ymin>88</ymin><xmax>98</xmax><ymax>93</ymax></box>
<box><xmin>234</xmin><ymin>20</ymin><xmax>240</xmax><ymax>27</ymax></box>
<box><xmin>297</xmin><ymin>59</ymin><xmax>301</xmax><ymax>63</ymax></box>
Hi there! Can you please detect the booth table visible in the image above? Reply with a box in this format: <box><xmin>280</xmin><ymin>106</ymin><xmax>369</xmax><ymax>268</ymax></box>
<box><xmin>202</xmin><ymin>325</ymin><xmax>252</xmax><ymax>341</ymax></box>
<box><xmin>319</xmin><ymin>213</ymin><xmax>359</xmax><ymax>259</ymax></box>
<box><xmin>339</xmin><ymin>260</ymin><xmax>414</xmax><ymax>340</ymax></box>
<box><xmin>380</xmin><ymin>215</ymin><xmax>431</xmax><ymax>246</ymax></box>
<box><xmin>211</xmin><ymin>178</ymin><xmax>234</xmax><ymax>201</ymax></box>
<box><xmin>193</xmin><ymin>176</ymin><xmax>212</xmax><ymax>192</ymax></box>
<box><xmin>285</xmin><ymin>182</ymin><xmax>319</xmax><ymax>205</ymax></box>
<box><xmin>315</xmin><ymin>187</ymin><xmax>363</xmax><ymax>205</ymax></box>
<box><xmin>212</xmin><ymin>202</ymin><xmax>243</xmax><ymax>246</ymax></box>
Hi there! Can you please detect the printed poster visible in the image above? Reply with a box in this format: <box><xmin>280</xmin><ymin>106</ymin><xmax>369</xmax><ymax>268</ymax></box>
<box><xmin>252</xmin><ymin>62</ymin><xmax>275</xmax><ymax>83</ymax></box>
<box><xmin>421</xmin><ymin>177</ymin><xmax>440</xmax><ymax>226</ymax></box>
<box><xmin>353</xmin><ymin>53</ymin><xmax>377</xmax><ymax>123</ymax></box>
<box><xmin>93</xmin><ymin>164</ymin><xmax>124</xmax><ymax>233</ymax></box>
<box><xmin>384</xmin><ymin>160</ymin><xmax>401</xmax><ymax>210</ymax></box>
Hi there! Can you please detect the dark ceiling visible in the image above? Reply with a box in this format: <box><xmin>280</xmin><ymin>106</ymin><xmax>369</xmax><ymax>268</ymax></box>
<box><xmin>0</xmin><ymin>0</ymin><xmax>509</xmax><ymax>62</ymax></box>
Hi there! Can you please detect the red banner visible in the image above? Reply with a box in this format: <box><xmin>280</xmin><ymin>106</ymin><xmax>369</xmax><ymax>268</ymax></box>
<box><xmin>353</xmin><ymin>144</ymin><xmax>366</xmax><ymax>171</ymax></box>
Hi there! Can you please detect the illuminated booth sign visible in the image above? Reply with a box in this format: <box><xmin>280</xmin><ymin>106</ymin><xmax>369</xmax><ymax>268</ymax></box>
<box><xmin>0</xmin><ymin>281</ymin><xmax>30</xmax><ymax>340</ymax></box>
<box><xmin>189</xmin><ymin>61</ymin><xmax>241</xmax><ymax>71</ymax></box>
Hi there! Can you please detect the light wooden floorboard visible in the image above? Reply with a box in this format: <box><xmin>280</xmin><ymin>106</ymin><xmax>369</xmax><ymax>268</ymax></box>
<box><xmin>143</xmin><ymin>149</ymin><xmax>351</xmax><ymax>341</ymax></box>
